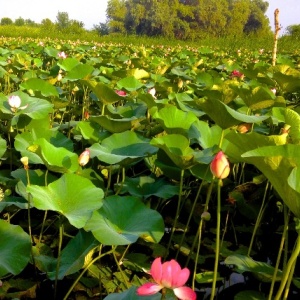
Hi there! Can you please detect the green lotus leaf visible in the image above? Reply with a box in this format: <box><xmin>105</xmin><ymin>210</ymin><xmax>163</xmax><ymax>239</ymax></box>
<box><xmin>0</xmin><ymin>136</ymin><xmax>6</xmax><ymax>158</ymax></box>
<box><xmin>15</xmin><ymin>129</ymin><xmax>73</xmax><ymax>165</ymax></box>
<box><xmin>20</xmin><ymin>78</ymin><xmax>59</xmax><ymax>97</ymax></box>
<box><xmin>128</xmin><ymin>68</ymin><xmax>149</xmax><ymax>79</ymax></box>
<box><xmin>117</xmin><ymin>76</ymin><xmax>144</xmax><ymax>91</ymax></box>
<box><xmin>90</xmin><ymin>131</ymin><xmax>157</xmax><ymax>165</ymax></box>
<box><xmin>0</xmin><ymin>220</ymin><xmax>31</xmax><ymax>277</ymax></box>
<box><xmin>226</xmin><ymin>131</ymin><xmax>300</xmax><ymax>218</ymax></box>
<box><xmin>46</xmin><ymin>230</ymin><xmax>99</xmax><ymax>280</ymax></box>
<box><xmin>195</xmin><ymin>97</ymin><xmax>268</xmax><ymax>129</ymax></box>
<box><xmin>64</xmin><ymin>64</ymin><xmax>94</xmax><ymax>81</ymax></box>
<box><xmin>82</xmin><ymin>80</ymin><xmax>125</xmax><ymax>104</ymax></box>
<box><xmin>1</xmin><ymin>91</ymin><xmax>53</xmax><ymax>122</ymax></box>
<box><xmin>90</xmin><ymin>115</ymin><xmax>143</xmax><ymax>133</ymax></box>
<box><xmin>27</xmin><ymin>138</ymin><xmax>79</xmax><ymax>173</ymax></box>
<box><xmin>119</xmin><ymin>176</ymin><xmax>179</xmax><ymax>199</ymax></box>
<box><xmin>225</xmin><ymin>254</ymin><xmax>282</xmax><ymax>282</ymax></box>
<box><xmin>150</xmin><ymin>134</ymin><xmax>196</xmax><ymax>169</ymax></box>
<box><xmin>85</xmin><ymin>195</ymin><xmax>164</xmax><ymax>245</ymax></box>
<box><xmin>27</xmin><ymin>173</ymin><xmax>104</xmax><ymax>228</ymax></box>
<box><xmin>152</xmin><ymin>105</ymin><xmax>198</xmax><ymax>136</ymax></box>
<box><xmin>57</xmin><ymin>57</ymin><xmax>80</xmax><ymax>71</ymax></box>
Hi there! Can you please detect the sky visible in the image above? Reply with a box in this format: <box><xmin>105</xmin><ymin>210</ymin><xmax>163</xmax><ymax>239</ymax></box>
<box><xmin>0</xmin><ymin>0</ymin><xmax>299</xmax><ymax>32</ymax></box>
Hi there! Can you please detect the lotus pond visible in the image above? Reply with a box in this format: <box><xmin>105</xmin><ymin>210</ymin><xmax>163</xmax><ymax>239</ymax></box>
<box><xmin>0</xmin><ymin>36</ymin><xmax>300</xmax><ymax>299</ymax></box>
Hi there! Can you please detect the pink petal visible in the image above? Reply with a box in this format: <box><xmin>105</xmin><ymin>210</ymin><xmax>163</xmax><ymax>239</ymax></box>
<box><xmin>150</xmin><ymin>257</ymin><xmax>163</xmax><ymax>283</ymax></box>
<box><xmin>136</xmin><ymin>283</ymin><xmax>162</xmax><ymax>296</ymax></box>
<box><xmin>173</xmin><ymin>286</ymin><xmax>197</xmax><ymax>300</ymax></box>
<box><xmin>161</xmin><ymin>260</ymin><xmax>175</xmax><ymax>288</ymax></box>
<box><xmin>172</xmin><ymin>267</ymin><xmax>190</xmax><ymax>287</ymax></box>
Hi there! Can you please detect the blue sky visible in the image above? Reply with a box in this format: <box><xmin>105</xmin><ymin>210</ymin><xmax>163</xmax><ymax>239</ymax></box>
<box><xmin>0</xmin><ymin>0</ymin><xmax>299</xmax><ymax>32</ymax></box>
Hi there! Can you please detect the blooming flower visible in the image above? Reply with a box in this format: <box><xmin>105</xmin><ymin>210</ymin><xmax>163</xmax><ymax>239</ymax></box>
<box><xmin>231</xmin><ymin>70</ymin><xmax>244</xmax><ymax>79</ymax></box>
<box><xmin>8</xmin><ymin>95</ymin><xmax>21</xmax><ymax>110</ymax></box>
<box><xmin>58</xmin><ymin>51</ymin><xmax>67</xmax><ymax>59</ymax></box>
<box><xmin>115</xmin><ymin>90</ymin><xmax>127</xmax><ymax>96</ymax></box>
<box><xmin>78</xmin><ymin>149</ymin><xmax>90</xmax><ymax>166</ymax></box>
<box><xmin>148</xmin><ymin>87</ymin><xmax>156</xmax><ymax>99</ymax></box>
<box><xmin>136</xmin><ymin>257</ymin><xmax>196</xmax><ymax>300</ymax></box>
<box><xmin>8</xmin><ymin>95</ymin><xmax>28</xmax><ymax>112</ymax></box>
<box><xmin>270</xmin><ymin>88</ymin><xmax>276</xmax><ymax>95</ymax></box>
<box><xmin>210</xmin><ymin>151</ymin><xmax>230</xmax><ymax>179</ymax></box>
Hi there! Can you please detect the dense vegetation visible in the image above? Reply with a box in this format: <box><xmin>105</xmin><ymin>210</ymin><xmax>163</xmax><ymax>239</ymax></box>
<box><xmin>106</xmin><ymin>0</ymin><xmax>271</xmax><ymax>39</ymax></box>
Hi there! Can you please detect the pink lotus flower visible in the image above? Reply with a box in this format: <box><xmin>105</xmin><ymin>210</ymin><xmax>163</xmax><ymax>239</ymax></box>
<box><xmin>231</xmin><ymin>70</ymin><xmax>244</xmax><ymax>79</ymax></box>
<box><xmin>136</xmin><ymin>257</ymin><xmax>196</xmax><ymax>300</ymax></box>
<box><xmin>116</xmin><ymin>90</ymin><xmax>127</xmax><ymax>96</ymax></box>
<box><xmin>210</xmin><ymin>151</ymin><xmax>230</xmax><ymax>179</ymax></box>
<box><xmin>78</xmin><ymin>149</ymin><xmax>90</xmax><ymax>166</ymax></box>
<box><xmin>58</xmin><ymin>51</ymin><xmax>67</xmax><ymax>59</ymax></box>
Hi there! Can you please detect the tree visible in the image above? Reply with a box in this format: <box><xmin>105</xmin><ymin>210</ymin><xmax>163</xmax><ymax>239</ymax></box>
<box><xmin>196</xmin><ymin>0</ymin><xmax>230</xmax><ymax>37</ymax></box>
<box><xmin>93</xmin><ymin>22</ymin><xmax>109</xmax><ymax>35</ymax></box>
<box><xmin>243</xmin><ymin>0</ymin><xmax>270</xmax><ymax>35</ymax></box>
<box><xmin>15</xmin><ymin>17</ymin><xmax>25</xmax><ymax>26</ymax></box>
<box><xmin>286</xmin><ymin>24</ymin><xmax>300</xmax><ymax>37</ymax></box>
<box><xmin>41</xmin><ymin>18</ymin><xmax>56</xmax><ymax>32</ymax></box>
<box><xmin>56</xmin><ymin>11</ymin><xmax>70</xmax><ymax>29</ymax></box>
<box><xmin>106</xmin><ymin>0</ymin><xmax>271</xmax><ymax>38</ymax></box>
<box><xmin>0</xmin><ymin>17</ymin><xmax>13</xmax><ymax>25</ymax></box>
<box><xmin>227</xmin><ymin>0</ymin><xmax>251</xmax><ymax>36</ymax></box>
<box><xmin>106</xmin><ymin>0</ymin><xmax>127</xmax><ymax>33</ymax></box>
<box><xmin>25</xmin><ymin>19</ymin><xmax>37</xmax><ymax>26</ymax></box>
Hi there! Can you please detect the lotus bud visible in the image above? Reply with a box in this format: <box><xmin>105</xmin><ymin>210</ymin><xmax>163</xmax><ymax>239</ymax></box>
<box><xmin>78</xmin><ymin>149</ymin><xmax>90</xmax><ymax>166</ymax></box>
<box><xmin>201</xmin><ymin>211</ymin><xmax>211</xmax><ymax>221</ymax></box>
<box><xmin>210</xmin><ymin>151</ymin><xmax>230</xmax><ymax>179</ymax></box>
<box><xmin>20</xmin><ymin>156</ymin><xmax>29</xmax><ymax>170</ymax></box>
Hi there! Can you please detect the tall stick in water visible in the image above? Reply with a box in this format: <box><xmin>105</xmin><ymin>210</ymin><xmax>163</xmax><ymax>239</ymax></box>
<box><xmin>272</xmin><ymin>9</ymin><xmax>281</xmax><ymax>66</ymax></box>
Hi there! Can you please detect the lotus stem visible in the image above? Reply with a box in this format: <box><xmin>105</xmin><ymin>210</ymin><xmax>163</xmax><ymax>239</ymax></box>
<box><xmin>112</xmin><ymin>246</ymin><xmax>129</xmax><ymax>289</ymax></box>
<box><xmin>248</xmin><ymin>181</ymin><xmax>269</xmax><ymax>256</ymax></box>
<box><xmin>187</xmin><ymin>179</ymin><xmax>214</xmax><ymax>267</ymax></box>
<box><xmin>175</xmin><ymin>176</ymin><xmax>205</xmax><ymax>260</ymax></box>
<box><xmin>165</xmin><ymin>169</ymin><xmax>185</xmax><ymax>260</ymax></box>
<box><xmin>268</xmin><ymin>205</ymin><xmax>290</xmax><ymax>300</ymax></box>
<box><xmin>54</xmin><ymin>221</ymin><xmax>64</xmax><ymax>300</ymax></box>
<box><xmin>63</xmin><ymin>248</ymin><xmax>115</xmax><ymax>300</ymax></box>
<box><xmin>210</xmin><ymin>178</ymin><xmax>222</xmax><ymax>300</ymax></box>
<box><xmin>274</xmin><ymin>227</ymin><xmax>300</xmax><ymax>300</ymax></box>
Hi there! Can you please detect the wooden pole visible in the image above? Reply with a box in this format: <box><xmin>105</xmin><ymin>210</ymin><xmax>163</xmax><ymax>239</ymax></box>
<box><xmin>272</xmin><ymin>9</ymin><xmax>281</xmax><ymax>66</ymax></box>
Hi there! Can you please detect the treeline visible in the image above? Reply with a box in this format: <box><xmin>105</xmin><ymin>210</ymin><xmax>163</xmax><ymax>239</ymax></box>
<box><xmin>0</xmin><ymin>12</ymin><xmax>87</xmax><ymax>36</ymax></box>
<box><xmin>106</xmin><ymin>0</ymin><xmax>271</xmax><ymax>39</ymax></box>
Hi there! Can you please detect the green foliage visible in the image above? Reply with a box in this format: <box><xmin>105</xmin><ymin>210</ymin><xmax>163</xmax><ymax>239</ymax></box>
<box><xmin>1</xmin><ymin>17</ymin><xmax>13</xmax><ymax>25</ymax></box>
<box><xmin>107</xmin><ymin>0</ymin><xmax>271</xmax><ymax>38</ymax></box>
<box><xmin>286</xmin><ymin>24</ymin><xmax>300</xmax><ymax>37</ymax></box>
<box><xmin>15</xmin><ymin>17</ymin><xmax>25</xmax><ymax>26</ymax></box>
